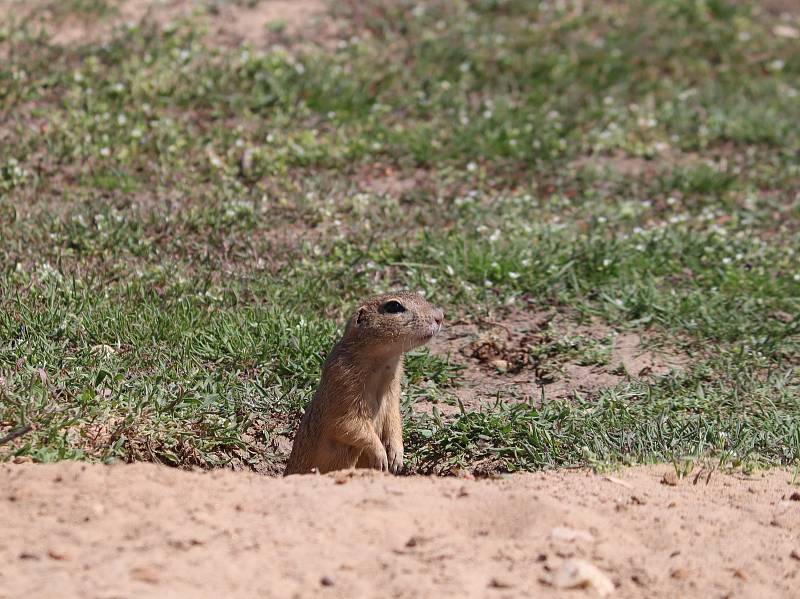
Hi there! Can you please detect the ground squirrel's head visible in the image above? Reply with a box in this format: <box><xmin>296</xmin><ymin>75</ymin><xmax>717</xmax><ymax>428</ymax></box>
<box><xmin>343</xmin><ymin>292</ymin><xmax>444</xmax><ymax>355</ymax></box>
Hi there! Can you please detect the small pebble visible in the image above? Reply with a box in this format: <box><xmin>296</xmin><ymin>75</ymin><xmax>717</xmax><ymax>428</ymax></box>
<box><xmin>488</xmin><ymin>576</ymin><xmax>513</xmax><ymax>589</ymax></box>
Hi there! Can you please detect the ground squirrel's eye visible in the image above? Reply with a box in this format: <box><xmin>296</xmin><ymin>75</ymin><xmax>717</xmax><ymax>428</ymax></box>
<box><xmin>382</xmin><ymin>300</ymin><xmax>406</xmax><ymax>314</ymax></box>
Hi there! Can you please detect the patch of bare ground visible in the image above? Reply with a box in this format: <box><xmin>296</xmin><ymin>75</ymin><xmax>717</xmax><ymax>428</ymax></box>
<box><xmin>1</xmin><ymin>461</ymin><xmax>798</xmax><ymax>598</ymax></box>
<box><xmin>0</xmin><ymin>0</ymin><xmax>336</xmax><ymax>47</ymax></box>
<box><xmin>754</xmin><ymin>0</ymin><xmax>800</xmax><ymax>17</ymax></box>
<box><xmin>427</xmin><ymin>309</ymin><xmax>686</xmax><ymax>414</ymax></box>
<box><xmin>354</xmin><ymin>163</ymin><xmax>434</xmax><ymax>200</ymax></box>
<box><xmin>571</xmin><ymin>150</ymin><xmax>702</xmax><ymax>180</ymax></box>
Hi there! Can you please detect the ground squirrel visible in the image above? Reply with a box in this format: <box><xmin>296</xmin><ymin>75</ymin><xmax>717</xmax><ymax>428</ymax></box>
<box><xmin>284</xmin><ymin>293</ymin><xmax>444</xmax><ymax>475</ymax></box>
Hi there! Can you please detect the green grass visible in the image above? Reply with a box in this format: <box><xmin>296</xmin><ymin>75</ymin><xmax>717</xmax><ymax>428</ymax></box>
<box><xmin>1</xmin><ymin>0</ymin><xmax>798</xmax><ymax>474</ymax></box>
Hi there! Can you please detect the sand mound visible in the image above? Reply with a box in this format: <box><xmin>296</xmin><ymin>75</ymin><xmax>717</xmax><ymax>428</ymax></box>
<box><xmin>2</xmin><ymin>462</ymin><xmax>798</xmax><ymax>598</ymax></box>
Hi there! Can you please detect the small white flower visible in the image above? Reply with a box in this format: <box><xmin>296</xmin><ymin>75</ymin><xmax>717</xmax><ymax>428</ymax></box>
<box><xmin>99</xmin><ymin>147</ymin><xmax>111</xmax><ymax>157</ymax></box>
<box><xmin>117</xmin><ymin>114</ymin><xmax>127</xmax><ymax>125</ymax></box>
<box><xmin>459</xmin><ymin>62</ymin><xmax>470</xmax><ymax>73</ymax></box>
<box><xmin>722</xmin><ymin>257</ymin><xmax>732</xmax><ymax>265</ymax></box>
<box><xmin>446</xmin><ymin>265</ymin><xmax>455</xmax><ymax>276</ymax></box>
<box><xmin>508</xmin><ymin>272</ymin><xmax>520</xmax><ymax>280</ymax></box>
<box><xmin>768</xmin><ymin>59</ymin><xmax>785</xmax><ymax>71</ymax></box>
<box><xmin>467</xmin><ymin>161</ymin><xmax>478</xmax><ymax>172</ymax></box>
<box><xmin>484</xmin><ymin>279</ymin><xmax>493</xmax><ymax>288</ymax></box>
<box><xmin>793</xmin><ymin>274</ymin><xmax>800</xmax><ymax>282</ymax></box>
<box><xmin>602</xmin><ymin>258</ymin><xmax>612</xmax><ymax>267</ymax></box>
<box><xmin>483</xmin><ymin>110</ymin><xmax>493</xmax><ymax>119</ymax></box>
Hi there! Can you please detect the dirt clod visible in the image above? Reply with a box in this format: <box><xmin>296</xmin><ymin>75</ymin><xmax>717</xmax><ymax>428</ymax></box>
<box><xmin>661</xmin><ymin>471</ymin><xmax>679</xmax><ymax>486</ymax></box>
<box><xmin>671</xmin><ymin>568</ymin><xmax>689</xmax><ymax>580</ymax></box>
<box><xmin>550</xmin><ymin>559</ymin><xmax>615</xmax><ymax>596</ymax></box>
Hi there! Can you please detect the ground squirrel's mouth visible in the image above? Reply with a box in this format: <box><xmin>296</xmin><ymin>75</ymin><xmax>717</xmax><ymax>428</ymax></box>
<box><xmin>417</xmin><ymin>323</ymin><xmax>441</xmax><ymax>343</ymax></box>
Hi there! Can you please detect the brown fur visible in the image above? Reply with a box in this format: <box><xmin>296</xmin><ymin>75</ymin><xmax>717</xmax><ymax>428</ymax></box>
<box><xmin>284</xmin><ymin>293</ymin><xmax>444</xmax><ymax>476</ymax></box>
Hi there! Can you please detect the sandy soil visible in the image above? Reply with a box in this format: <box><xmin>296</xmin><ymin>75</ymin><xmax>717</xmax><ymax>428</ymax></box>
<box><xmin>2</xmin><ymin>462</ymin><xmax>798</xmax><ymax>599</ymax></box>
<box><xmin>0</xmin><ymin>0</ymin><xmax>333</xmax><ymax>47</ymax></box>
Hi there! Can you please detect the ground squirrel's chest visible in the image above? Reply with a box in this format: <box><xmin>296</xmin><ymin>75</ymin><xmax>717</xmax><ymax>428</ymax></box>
<box><xmin>361</xmin><ymin>362</ymin><xmax>401</xmax><ymax>418</ymax></box>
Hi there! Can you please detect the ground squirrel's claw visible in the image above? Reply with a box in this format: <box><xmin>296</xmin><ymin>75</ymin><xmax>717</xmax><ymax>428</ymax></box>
<box><xmin>387</xmin><ymin>445</ymin><xmax>404</xmax><ymax>475</ymax></box>
<box><xmin>373</xmin><ymin>445</ymin><xmax>389</xmax><ymax>471</ymax></box>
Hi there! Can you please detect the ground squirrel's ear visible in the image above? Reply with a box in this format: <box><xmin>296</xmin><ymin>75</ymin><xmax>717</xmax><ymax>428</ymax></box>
<box><xmin>356</xmin><ymin>307</ymin><xmax>366</xmax><ymax>324</ymax></box>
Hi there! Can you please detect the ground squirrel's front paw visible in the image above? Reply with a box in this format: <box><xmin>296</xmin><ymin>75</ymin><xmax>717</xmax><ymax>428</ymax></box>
<box><xmin>368</xmin><ymin>445</ymin><xmax>389</xmax><ymax>471</ymax></box>
<box><xmin>386</xmin><ymin>443</ymin><xmax>404</xmax><ymax>475</ymax></box>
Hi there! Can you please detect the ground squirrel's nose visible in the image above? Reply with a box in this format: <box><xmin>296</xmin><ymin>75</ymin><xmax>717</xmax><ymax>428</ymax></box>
<box><xmin>433</xmin><ymin>308</ymin><xmax>444</xmax><ymax>326</ymax></box>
